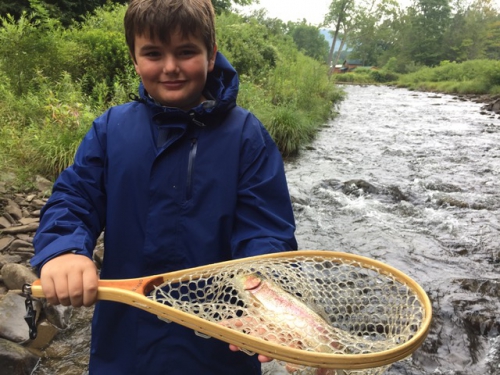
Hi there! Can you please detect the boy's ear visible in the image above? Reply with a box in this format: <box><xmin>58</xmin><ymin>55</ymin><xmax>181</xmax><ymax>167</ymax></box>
<box><xmin>208</xmin><ymin>44</ymin><xmax>218</xmax><ymax>72</ymax></box>
<box><xmin>129</xmin><ymin>50</ymin><xmax>138</xmax><ymax>66</ymax></box>
<box><xmin>130</xmin><ymin>51</ymin><xmax>142</xmax><ymax>76</ymax></box>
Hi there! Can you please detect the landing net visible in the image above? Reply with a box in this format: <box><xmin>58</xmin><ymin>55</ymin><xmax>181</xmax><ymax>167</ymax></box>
<box><xmin>149</xmin><ymin>252</ymin><xmax>430</xmax><ymax>374</ymax></box>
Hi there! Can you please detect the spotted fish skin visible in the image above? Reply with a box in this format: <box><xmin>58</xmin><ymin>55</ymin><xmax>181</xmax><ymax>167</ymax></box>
<box><xmin>235</xmin><ymin>273</ymin><xmax>345</xmax><ymax>374</ymax></box>
<box><xmin>239</xmin><ymin>274</ymin><xmax>328</xmax><ymax>327</ymax></box>
<box><xmin>236</xmin><ymin>273</ymin><xmax>342</xmax><ymax>351</ymax></box>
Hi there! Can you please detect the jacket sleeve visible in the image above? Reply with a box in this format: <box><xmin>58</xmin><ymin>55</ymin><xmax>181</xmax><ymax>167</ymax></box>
<box><xmin>31</xmin><ymin>118</ymin><xmax>107</xmax><ymax>271</ymax></box>
<box><xmin>231</xmin><ymin>115</ymin><xmax>298</xmax><ymax>259</ymax></box>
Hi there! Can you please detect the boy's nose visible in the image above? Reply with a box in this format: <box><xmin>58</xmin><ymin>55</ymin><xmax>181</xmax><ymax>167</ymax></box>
<box><xmin>163</xmin><ymin>56</ymin><xmax>179</xmax><ymax>74</ymax></box>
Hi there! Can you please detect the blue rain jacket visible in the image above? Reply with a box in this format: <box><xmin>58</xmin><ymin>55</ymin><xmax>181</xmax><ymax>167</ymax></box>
<box><xmin>31</xmin><ymin>52</ymin><xmax>297</xmax><ymax>374</ymax></box>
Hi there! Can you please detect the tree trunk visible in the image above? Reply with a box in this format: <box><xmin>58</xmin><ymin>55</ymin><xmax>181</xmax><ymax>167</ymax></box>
<box><xmin>327</xmin><ymin>20</ymin><xmax>342</xmax><ymax>75</ymax></box>
<box><xmin>334</xmin><ymin>38</ymin><xmax>346</xmax><ymax>68</ymax></box>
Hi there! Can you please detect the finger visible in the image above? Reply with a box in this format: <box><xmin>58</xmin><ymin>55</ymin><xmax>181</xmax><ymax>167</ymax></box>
<box><xmin>285</xmin><ymin>362</ymin><xmax>301</xmax><ymax>373</ymax></box>
<box><xmin>229</xmin><ymin>344</ymin><xmax>240</xmax><ymax>352</ymax></box>
<box><xmin>316</xmin><ymin>368</ymin><xmax>336</xmax><ymax>375</ymax></box>
<box><xmin>53</xmin><ymin>274</ymin><xmax>71</xmax><ymax>306</ymax></box>
<box><xmin>82</xmin><ymin>267</ymin><xmax>99</xmax><ymax>307</ymax></box>
<box><xmin>258</xmin><ymin>354</ymin><xmax>273</xmax><ymax>363</ymax></box>
<box><xmin>40</xmin><ymin>273</ymin><xmax>59</xmax><ymax>305</ymax></box>
<box><xmin>67</xmin><ymin>268</ymin><xmax>84</xmax><ymax>307</ymax></box>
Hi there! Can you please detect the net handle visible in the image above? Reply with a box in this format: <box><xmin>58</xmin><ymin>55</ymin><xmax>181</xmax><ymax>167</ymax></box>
<box><xmin>29</xmin><ymin>250</ymin><xmax>432</xmax><ymax>369</ymax></box>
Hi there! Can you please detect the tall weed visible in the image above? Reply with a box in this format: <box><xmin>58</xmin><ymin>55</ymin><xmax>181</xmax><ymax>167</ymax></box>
<box><xmin>263</xmin><ymin>106</ymin><xmax>316</xmax><ymax>157</ymax></box>
<box><xmin>2</xmin><ymin>73</ymin><xmax>97</xmax><ymax>183</ymax></box>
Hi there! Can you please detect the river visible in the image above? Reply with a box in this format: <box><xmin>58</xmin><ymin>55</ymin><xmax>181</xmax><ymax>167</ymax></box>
<box><xmin>285</xmin><ymin>85</ymin><xmax>500</xmax><ymax>375</ymax></box>
<box><xmin>33</xmin><ymin>85</ymin><xmax>500</xmax><ymax>375</ymax></box>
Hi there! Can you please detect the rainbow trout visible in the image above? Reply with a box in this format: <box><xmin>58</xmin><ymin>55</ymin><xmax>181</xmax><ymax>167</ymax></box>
<box><xmin>233</xmin><ymin>273</ymin><xmax>344</xmax><ymax>374</ymax></box>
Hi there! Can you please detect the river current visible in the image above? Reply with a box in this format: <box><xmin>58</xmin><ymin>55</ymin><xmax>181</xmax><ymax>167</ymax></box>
<box><xmin>33</xmin><ymin>85</ymin><xmax>500</xmax><ymax>375</ymax></box>
<box><xmin>285</xmin><ymin>85</ymin><xmax>500</xmax><ymax>375</ymax></box>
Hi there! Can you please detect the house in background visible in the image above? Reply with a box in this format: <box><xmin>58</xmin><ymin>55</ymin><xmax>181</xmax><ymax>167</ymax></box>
<box><xmin>332</xmin><ymin>64</ymin><xmax>348</xmax><ymax>74</ymax></box>
<box><xmin>332</xmin><ymin>59</ymin><xmax>377</xmax><ymax>74</ymax></box>
<box><xmin>343</xmin><ymin>59</ymin><xmax>363</xmax><ymax>71</ymax></box>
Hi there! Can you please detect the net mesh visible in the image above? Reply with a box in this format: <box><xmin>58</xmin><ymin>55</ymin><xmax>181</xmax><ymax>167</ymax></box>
<box><xmin>149</xmin><ymin>254</ymin><xmax>426</xmax><ymax>375</ymax></box>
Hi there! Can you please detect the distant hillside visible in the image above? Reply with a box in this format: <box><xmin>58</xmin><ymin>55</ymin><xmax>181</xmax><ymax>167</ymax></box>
<box><xmin>320</xmin><ymin>29</ymin><xmax>339</xmax><ymax>50</ymax></box>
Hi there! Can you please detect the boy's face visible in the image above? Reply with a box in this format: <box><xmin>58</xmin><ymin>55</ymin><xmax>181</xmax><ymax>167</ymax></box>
<box><xmin>133</xmin><ymin>30</ymin><xmax>217</xmax><ymax>110</ymax></box>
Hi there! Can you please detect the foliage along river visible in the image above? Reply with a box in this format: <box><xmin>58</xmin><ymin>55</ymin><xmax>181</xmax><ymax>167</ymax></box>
<box><xmin>34</xmin><ymin>85</ymin><xmax>500</xmax><ymax>375</ymax></box>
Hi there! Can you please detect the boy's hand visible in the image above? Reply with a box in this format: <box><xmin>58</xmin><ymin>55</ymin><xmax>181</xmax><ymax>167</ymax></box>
<box><xmin>40</xmin><ymin>253</ymin><xmax>98</xmax><ymax>307</ymax></box>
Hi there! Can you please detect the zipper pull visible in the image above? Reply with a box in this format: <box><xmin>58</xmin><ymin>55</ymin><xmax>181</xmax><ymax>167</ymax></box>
<box><xmin>189</xmin><ymin>112</ymin><xmax>205</xmax><ymax>127</ymax></box>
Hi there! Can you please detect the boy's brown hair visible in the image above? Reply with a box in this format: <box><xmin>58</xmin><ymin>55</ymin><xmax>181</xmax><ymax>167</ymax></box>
<box><xmin>124</xmin><ymin>0</ymin><xmax>216</xmax><ymax>62</ymax></box>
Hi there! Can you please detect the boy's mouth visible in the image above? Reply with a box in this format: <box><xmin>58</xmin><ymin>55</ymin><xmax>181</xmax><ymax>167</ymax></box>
<box><xmin>161</xmin><ymin>80</ymin><xmax>186</xmax><ymax>89</ymax></box>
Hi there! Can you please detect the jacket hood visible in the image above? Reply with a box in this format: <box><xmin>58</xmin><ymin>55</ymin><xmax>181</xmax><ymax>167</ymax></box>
<box><xmin>136</xmin><ymin>52</ymin><xmax>239</xmax><ymax>119</ymax></box>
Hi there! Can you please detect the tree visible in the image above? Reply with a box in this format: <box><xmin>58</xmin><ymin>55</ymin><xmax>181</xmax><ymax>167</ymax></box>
<box><xmin>0</xmin><ymin>0</ymin><xmax>258</xmax><ymax>25</ymax></box>
<box><xmin>320</xmin><ymin>0</ymin><xmax>499</xmax><ymax>71</ymax></box>
<box><xmin>484</xmin><ymin>19</ymin><xmax>500</xmax><ymax>59</ymax></box>
<box><xmin>212</xmin><ymin>0</ymin><xmax>254</xmax><ymax>14</ymax></box>
<box><xmin>323</xmin><ymin>0</ymin><xmax>355</xmax><ymax>69</ymax></box>
<box><xmin>0</xmin><ymin>1</ymin><xmax>29</xmax><ymax>19</ymax></box>
<box><xmin>0</xmin><ymin>0</ymin><xmax>128</xmax><ymax>25</ymax></box>
<box><xmin>464</xmin><ymin>0</ymin><xmax>500</xmax><ymax>60</ymax></box>
<box><xmin>287</xmin><ymin>21</ymin><xmax>329</xmax><ymax>61</ymax></box>
<box><xmin>440</xmin><ymin>0</ymin><xmax>472</xmax><ymax>62</ymax></box>
<box><xmin>346</xmin><ymin>0</ymin><xmax>401</xmax><ymax>66</ymax></box>
<box><xmin>333</xmin><ymin>24</ymin><xmax>349</xmax><ymax>65</ymax></box>
<box><xmin>408</xmin><ymin>0</ymin><xmax>452</xmax><ymax>66</ymax></box>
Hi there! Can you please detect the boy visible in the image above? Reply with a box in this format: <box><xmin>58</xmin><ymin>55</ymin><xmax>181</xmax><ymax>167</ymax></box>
<box><xmin>31</xmin><ymin>0</ymin><xmax>297</xmax><ymax>374</ymax></box>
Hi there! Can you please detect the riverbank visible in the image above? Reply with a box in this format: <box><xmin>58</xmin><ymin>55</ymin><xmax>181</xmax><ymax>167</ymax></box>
<box><xmin>0</xmin><ymin>177</ymin><xmax>52</xmax><ymax>374</ymax></box>
<box><xmin>0</xmin><ymin>176</ymin><xmax>86</xmax><ymax>374</ymax></box>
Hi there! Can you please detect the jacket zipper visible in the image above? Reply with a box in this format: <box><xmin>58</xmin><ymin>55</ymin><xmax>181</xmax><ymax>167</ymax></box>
<box><xmin>187</xmin><ymin>138</ymin><xmax>197</xmax><ymax>200</ymax></box>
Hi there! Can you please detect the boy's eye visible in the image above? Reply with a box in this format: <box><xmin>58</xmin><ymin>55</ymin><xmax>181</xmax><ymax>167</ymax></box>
<box><xmin>179</xmin><ymin>49</ymin><xmax>196</xmax><ymax>56</ymax></box>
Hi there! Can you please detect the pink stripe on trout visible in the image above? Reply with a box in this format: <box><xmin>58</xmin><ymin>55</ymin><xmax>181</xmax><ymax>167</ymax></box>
<box><xmin>236</xmin><ymin>273</ymin><xmax>342</xmax><ymax>352</ymax></box>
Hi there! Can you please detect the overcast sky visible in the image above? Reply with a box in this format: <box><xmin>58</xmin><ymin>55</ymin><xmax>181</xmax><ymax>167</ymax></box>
<box><xmin>236</xmin><ymin>0</ymin><xmax>500</xmax><ymax>25</ymax></box>
<box><xmin>236</xmin><ymin>0</ymin><xmax>332</xmax><ymax>25</ymax></box>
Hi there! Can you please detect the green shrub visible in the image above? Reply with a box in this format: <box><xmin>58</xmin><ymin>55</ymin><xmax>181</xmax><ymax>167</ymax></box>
<box><xmin>382</xmin><ymin>57</ymin><xmax>398</xmax><ymax>72</ymax></box>
<box><xmin>0</xmin><ymin>72</ymin><xmax>97</xmax><ymax>184</ymax></box>
<box><xmin>397</xmin><ymin>59</ymin><xmax>500</xmax><ymax>95</ymax></box>
<box><xmin>26</xmin><ymin>73</ymin><xmax>96</xmax><ymax>179</ymax></box>
<box><xmin>69</xmin><ymin>4</ymin><xmax>131</xmax><ymax>97</ymax></box>
<box><xmin>237</xmin><ymin>79</ymin><xmax>271</xmax><ymax>115</ymax></box>
<box><xmin>490</xmin><ymin>85</ymin><xmax>500</xmax><ymax>95</ymax></box>
<box><xmin>370</xmin><ymin>69</ymin><xmax>399</xmax><ymax>83</ymax></box>
<box><xmin>71</xmin><ymin>28</ymin><xmax>131</xmax><ymax>94</ymax></box>
<box><xmin>0</xmin><ymin>13</ymin><xmax>76</xmax><ymax>96</ymax></box>
<box><xmin>332</xmin><ymin>73</ymin><xmax>356</xmax><ymax>83</ymax></box>
<box><xmin>217</xmin><ymin>13</ymin><xmax>279</xmax><ymax>78</ymax></box>
<box><xmin>263</xmin><ymin>106</ymin><xmax>316</xmax><ymax>157</ymax></box>
<box><xmin>333</xmin><ymin>72</ymin><xmax>372</xmax><ymax>84</ymax></box>
<box><xmin>482</xmin><ymin>60</ymin><xmax>500</xmax><ymax>86</ymax></box>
